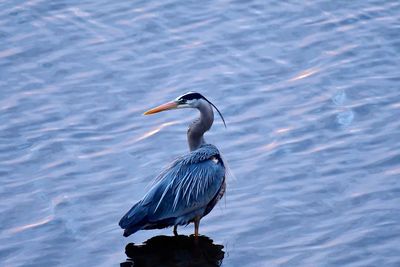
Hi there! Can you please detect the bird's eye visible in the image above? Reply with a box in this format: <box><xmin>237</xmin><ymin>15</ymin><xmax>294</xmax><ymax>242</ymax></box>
<box><xmin>178</xmin><ymin>99</ymin><xmax>186</xmax><ymax>104</ymax></box>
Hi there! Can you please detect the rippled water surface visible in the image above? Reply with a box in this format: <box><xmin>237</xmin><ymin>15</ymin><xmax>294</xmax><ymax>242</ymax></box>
<box><xmin>1</xmin><ymin>0</ymin><xmax>400</xmax><ymax>266</ymax></box>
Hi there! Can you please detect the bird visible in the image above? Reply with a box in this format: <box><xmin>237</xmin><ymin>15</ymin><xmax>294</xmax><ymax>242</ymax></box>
<box><xmin>119</xmin><ymin>92</ymin><xmax>227</xmax><ymax>238</ymax></box>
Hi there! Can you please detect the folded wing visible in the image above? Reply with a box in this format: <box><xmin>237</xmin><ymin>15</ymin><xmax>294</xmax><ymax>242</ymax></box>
<box><xmin>119</xmin><ymin>144</ymin><xmax>225</xmax><ymax>236</ymax></box>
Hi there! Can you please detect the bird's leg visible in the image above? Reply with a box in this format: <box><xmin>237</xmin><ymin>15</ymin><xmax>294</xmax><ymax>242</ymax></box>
<box><xmin>173</xmin><ymin>225</ymin><xmax>178</xmax><ymax>236</ymax></box>
<box><xmin>194</xmin><ymin>217</ymin><xmax>200</xmax><ymax>238</ymax></box>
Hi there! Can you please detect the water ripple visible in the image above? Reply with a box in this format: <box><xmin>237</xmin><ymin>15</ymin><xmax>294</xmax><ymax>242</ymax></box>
<box><xmin>1</xmin><ymin>0</ymin><xmax>400</xmax><ymax>266</ymax></box>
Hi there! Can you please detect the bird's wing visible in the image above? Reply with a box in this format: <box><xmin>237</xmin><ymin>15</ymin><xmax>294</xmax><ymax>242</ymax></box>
<box><xmin>128</xmin><ymin>144</ymin><xmax>225</xmax><ymax>224</ymax></box>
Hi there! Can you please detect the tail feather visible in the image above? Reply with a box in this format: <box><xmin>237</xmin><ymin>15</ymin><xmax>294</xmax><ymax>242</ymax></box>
<box><xmin>119</xmin><ymin>202</ymin><xmax>148</xmax><ymax>237</ymax></box>
<box><xmin>123</xmin><ymin>226</ymin><xmax>142</xmax><ymax>237</ymax></box>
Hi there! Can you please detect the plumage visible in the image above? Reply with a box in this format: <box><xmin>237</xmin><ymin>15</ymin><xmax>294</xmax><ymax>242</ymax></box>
<box><xmin>119</xmin><ymin>144</ymin><xmax>225</xmax><ymax>236</ymax></box>
<box><xmin>119</xmin><ymin>92</ymin><xmax>227</xmax><ymax>237</ymax></box>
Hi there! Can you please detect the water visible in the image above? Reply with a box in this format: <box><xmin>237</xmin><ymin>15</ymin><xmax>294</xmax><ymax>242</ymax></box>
<box><xmin>1</xmin><ymin>0</ymin><xmax>400</xmax><ymax>266</ymax></box>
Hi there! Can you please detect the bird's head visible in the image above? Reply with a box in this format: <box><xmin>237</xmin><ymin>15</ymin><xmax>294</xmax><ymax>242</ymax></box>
<box><xmin>144</xmin><ymin>92</ymin><xmax>226</xmax><ymax>127</ymax></box>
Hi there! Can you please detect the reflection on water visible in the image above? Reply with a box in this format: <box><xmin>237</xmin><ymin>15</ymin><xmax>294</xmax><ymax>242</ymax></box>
<box><xmin>1</xmin><ymin>0</ymin><xmax>400</xmax><ymax>266</ymax></box>
<box><xmin>121</xmin><ymin>235</ymin><xmax>224</xmax><ymax>267</ymax></box>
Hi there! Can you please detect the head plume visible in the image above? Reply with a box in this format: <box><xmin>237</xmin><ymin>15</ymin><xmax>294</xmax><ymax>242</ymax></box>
<box><xmin>177</xmin><ymin>92</ymin><xmax>226</xmax><ymax>128</ymax></box>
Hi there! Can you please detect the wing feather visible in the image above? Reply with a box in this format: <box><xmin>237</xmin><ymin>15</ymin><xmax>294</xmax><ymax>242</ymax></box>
<box><xmin>143</xmin><ymin>145</ymin><xmax>225</xmax><ymax>222</ymax></box>
<box><xmin>119</xmin><ymin>144</ymin><xmax>225</xmax><ymax>231</ymax></box>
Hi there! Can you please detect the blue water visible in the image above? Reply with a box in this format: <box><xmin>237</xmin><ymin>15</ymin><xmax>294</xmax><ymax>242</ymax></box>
<box><xmin>1</xmin><ymin>0</ymin><xmax>400</xmax><ymax>266</ymax></box>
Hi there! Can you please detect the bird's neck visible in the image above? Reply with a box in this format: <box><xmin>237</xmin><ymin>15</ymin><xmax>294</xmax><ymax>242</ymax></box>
<box><xmin>187</xmin><ymin>101</ymin><xmax>214</xmax><ymax>151</ymax></box>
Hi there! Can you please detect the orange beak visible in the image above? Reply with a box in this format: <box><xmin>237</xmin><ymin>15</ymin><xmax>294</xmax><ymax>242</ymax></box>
<box><xmin>143</xmin><ymin>101</ymin><xmax>178</xmax><ymax>115</ymax></box>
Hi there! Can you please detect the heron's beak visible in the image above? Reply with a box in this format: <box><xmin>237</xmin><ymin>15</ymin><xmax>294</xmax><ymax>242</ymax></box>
<box><xmin>143</xmin><ymin>101</ymin><xmax>179</xmax><ymax>115</ymax></box>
